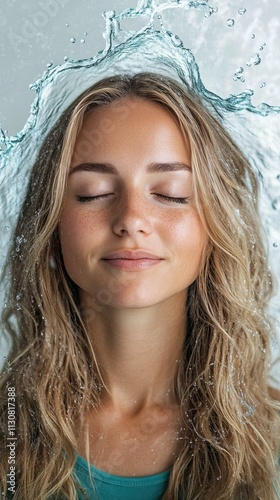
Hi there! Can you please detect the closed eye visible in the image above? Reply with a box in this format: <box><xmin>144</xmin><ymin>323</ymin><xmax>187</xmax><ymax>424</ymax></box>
<box><xmin>76</xmin><ymin>194</ymin><xmax>113</xmax><ymax>202</ymax></box>
<box><xmin>153</xmin><ymin>194</ymin><xmax>189</xmax><ymax>204</ymax></box>
<box><xmin>76</xmin><ymin>194</ymin><xmax>189</xmax><ymax>204</ymax></box>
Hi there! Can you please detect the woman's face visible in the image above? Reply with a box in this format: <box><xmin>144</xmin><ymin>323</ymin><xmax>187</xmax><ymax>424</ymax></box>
<box><xmin>59</xmin><ymin>97</ymin><xmax>208</xmax><ymax>309</ymax></box>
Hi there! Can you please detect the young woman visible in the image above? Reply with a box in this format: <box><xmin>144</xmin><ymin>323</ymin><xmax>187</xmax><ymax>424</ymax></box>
<box><xmin>0</xmin><ymin>72</ymin><xmax>279</xmax><ymax>499</ymax></box>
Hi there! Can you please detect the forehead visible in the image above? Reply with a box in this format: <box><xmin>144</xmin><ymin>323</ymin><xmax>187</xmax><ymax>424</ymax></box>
<box><xmin>80</xmin><ymin>97</ymin><xmax>181</xmax><ymax>134</ymax></box>
<box><xmin>71</xmin><ymin>97</ymin><xmax>191</xmax><ymax>167</ymax></box>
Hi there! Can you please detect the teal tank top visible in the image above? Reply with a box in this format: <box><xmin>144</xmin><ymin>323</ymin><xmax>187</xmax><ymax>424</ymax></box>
<box><xmin>73</xmin><ymin>453</ymin><xmax>280</xmax><ymax>499</ymax></box>
<box><xmin>73</xmin><ymin>454</ymin><xmax>170</xmax><ymax>500</ymax></box>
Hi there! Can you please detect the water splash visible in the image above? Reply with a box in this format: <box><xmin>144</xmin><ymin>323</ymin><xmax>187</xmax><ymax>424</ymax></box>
<box><xmin>0</xmin><ymin>0</ymin><xmax>279</xmax><ymax>380</ymax></box>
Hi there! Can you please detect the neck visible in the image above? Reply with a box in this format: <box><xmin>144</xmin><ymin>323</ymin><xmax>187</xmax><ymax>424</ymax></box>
<box><xmin>81</xmin><ymin>291</ymin><xmax>187</xmax><ymax>411</ymax></box>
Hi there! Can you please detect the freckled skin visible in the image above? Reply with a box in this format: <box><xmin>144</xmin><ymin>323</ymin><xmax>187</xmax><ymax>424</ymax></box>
<box><xmin>59</xmin><ymin>98</ymin><xmax>208</xmax><ymax>310</ymax></box>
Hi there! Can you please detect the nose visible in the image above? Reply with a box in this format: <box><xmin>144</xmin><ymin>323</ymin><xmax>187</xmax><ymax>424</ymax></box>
<box><xmin>111</xmin><ymin>191</ymin><xmax>152</xmax><ymax>238</ymax></box>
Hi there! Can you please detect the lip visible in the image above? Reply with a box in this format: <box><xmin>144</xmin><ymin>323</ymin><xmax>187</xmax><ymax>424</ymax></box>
<box><xmin>101</xmin><ymin>249</ymin><xmax>164</xmax><ymax>270</ymax></box>
<box><xmin>102</xmin><ymin>249</ymin><xmax>163</xmax><ymax>260</ymax></box>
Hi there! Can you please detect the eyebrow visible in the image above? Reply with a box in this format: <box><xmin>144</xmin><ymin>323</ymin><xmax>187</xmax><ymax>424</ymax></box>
<box><xmin>69</xmin><ymin>162</ymin><xmax>192</xmax><ymax>176</ymax></box>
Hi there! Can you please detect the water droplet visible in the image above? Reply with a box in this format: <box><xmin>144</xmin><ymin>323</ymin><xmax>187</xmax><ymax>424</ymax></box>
<box><xmin>251</xmin><ymin>33</ymin><xmax>255</xmax><ymax>39</ymax></box>
<box><xmin>156</xmin><ymin>14</ymin><xmax>164</xmax><ymax>28</ymax></box>
<box><xmin>204</xmin><ymin>6</ymin><xmax>217</xmax><ymax>18</ymax></box>
<box><xmin>247</xmin><ymin>53</ymin><xmax>261</xmax><ymax>66</ymax></box>
<box><xmin>46</xmin><ymin>62</ymin><xmax>53</xmax><ymax>68</ymax></box>
<box><xmin>171</xmin><ymin>34</ymin><xmax>183</xmax><ymax>47</ymax></box>
<box><xmin>65</xmin><ymin>23</ymin><xmax>69</xmax><ymax>27</ymax></box>
<box><xmin>64</xmin><ymin>56</ymin><xmax>69</xmax><ymax>61</ymax></box>
<box><xmin>4</xmin><ymin>225</ymin><xmax>9</xmax><ymax>232</ymax></box>
<box><xmin>233</xmin><ymin>67</ymin><xmax>245</xmax><ymax>82</ymax></box>
<box><xmin>273</xmin><ymin>242</ymin><xmax>278</xmax><ymax>248</ymax></box>
<box><xmin>238</xmin><ymin>8</ymin><xmax>247</xmax><ymax>15</ymax></box>
<box><xmin>227</xmin><ymin>18</ymin><xmax>235</xmax><ymax>27</ymax></box>
<box><xmin>49</xmin><ymin>256</ymin><xmax>57</xmax><ymax>269</ymax></box>
<box><xmin>260</xmin><ymin>82</ymin><xmax>266</xmax><ymax>88</ymax></box>
<box><xmin>70</xmin><ymin>37</ymin><xmax>76</xmax><ymax>43</ymax></box>
<box><xmin>84</xmin><ymin>32</ymin><xmax>88</xmax><ymax>36</ymax></box>
<box><xmin>252</xmin><ymin>53</ymin><xmax>261</xmax><ymax>65</ymax></box>
<box><xmin>80</xmin><ymin>38</ymin><xmax>85</xmax><ymax>44</ymax></box>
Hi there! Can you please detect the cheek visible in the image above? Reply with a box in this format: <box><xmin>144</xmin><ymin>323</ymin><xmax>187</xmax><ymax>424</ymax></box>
<box><xmin>167</xmin><ymin>211</ymin><xmax>208</xmax><ymax>274</ymax></box>
<box><xmin>168</xmin><ymin>210</ymin><xmax>207</xmax><ymax>249</ymax></box>
<box><xmin>60</xmin><ymin>203</ymin><xmax>103</xmax><ymax>238</ymax></box>
<box><xmin>59</xmin><ymin>209</ymin><xmax>91</xmax><ymax>261</ymax></box>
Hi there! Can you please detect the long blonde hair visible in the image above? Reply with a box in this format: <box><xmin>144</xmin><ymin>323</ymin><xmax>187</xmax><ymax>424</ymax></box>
<box><xmin>0</xmin><ymin>73</ymin><xmax>279</xmax><ymax>499</ymax></box>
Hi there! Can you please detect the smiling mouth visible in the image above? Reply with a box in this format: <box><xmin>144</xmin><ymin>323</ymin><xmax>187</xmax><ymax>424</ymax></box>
<box><xmin>101</xmin><ymin>249</ymin><xmax>164</xmax><ymax>270</ymax></box>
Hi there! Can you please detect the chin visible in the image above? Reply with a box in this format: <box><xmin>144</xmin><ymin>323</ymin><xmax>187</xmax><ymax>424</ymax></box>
<box><xmin>100</xmin><ymin>295</ymin><xmax>159</xmax><ymax>310</ymax></box>
<box><xmin>95</xmin><ymin>286</ymin><xmax>169</xmax><ymax>310</ymax></box>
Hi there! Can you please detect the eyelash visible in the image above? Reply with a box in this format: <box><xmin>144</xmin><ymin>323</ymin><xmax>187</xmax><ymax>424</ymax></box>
<box><xmin>155</xmin><ymin>194</ymin><xmax>189</xmax><ymax>204</ymax></box>
<box><xmin>77</xmin><ymin>194</ymin><xmax>112</xmax><ymax>202</ymax></box>
<box><xmin>77</xmin><ymin>194</ymin><xmax>189</xmax><ymax>204</ymax></box>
